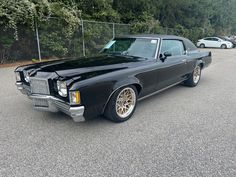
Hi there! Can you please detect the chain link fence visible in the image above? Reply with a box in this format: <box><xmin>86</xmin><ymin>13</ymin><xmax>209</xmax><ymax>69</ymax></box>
<box><xmin>164</xmin><ymin>27</ymin><xmax>206</xmax><ymax>42</ymax></box>
<box><xmin>81</xmin><ymin>20</ymin><xmax>130</xmax><ymax>57</ymax></box>
<box><xmin>0</xmin><ymin>20</ymin><xmax>131</xmax><ymax>64</ymax></box>
<box><xmin>0</xmin><ymin>19</ymin><xmax>207</xmax><ymax>64</ymax></box>
<box><xmin>0</xmin><ymin>27</ymin><xmax>38</xmax><ymax>64</ymax></box>
<box><xmin>35</xmin><ymin>19</ymin><xmax>131</xmax><ymax>61</ymax></box>
<box><xmin>134</xmin><ymin>26</ymin><xmax>206</xmax><ymax>43</ymax></box>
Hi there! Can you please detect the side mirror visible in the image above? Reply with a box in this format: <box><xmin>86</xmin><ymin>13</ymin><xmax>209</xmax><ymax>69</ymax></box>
<box><xmin>160</xmin><ymin>52</ymin><xmax>172</xmax><ymax>62</ymax></box>
<box><xmin>164</xmin><ymin>52</ymin><xmax>172</xmax><ymax>58</ymax></box>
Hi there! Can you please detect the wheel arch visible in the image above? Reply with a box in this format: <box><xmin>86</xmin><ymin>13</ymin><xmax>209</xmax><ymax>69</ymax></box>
<box><xmin>196</xmin><ymin>59</ymin><xmax>204</xmax><ymax>69</ymax></box>
<box><xmin>101</xmin><ymin>78</ymin><xmax>143</xmax><ymax>114</ymax></box>
<box><xmin>200</xmin><ymin>43</ymin><xmax>205</xmax><ymax>47</ymax></box>
<box><xmin>221</xmin><ymin>44</ymin><xmax>227</xmax><ymax>49</ymax></box>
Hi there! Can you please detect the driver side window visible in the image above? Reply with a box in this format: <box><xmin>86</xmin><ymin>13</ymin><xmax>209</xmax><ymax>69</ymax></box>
<box><xmin>160</xmin><ymin>40</ymin><xmax>185</xmax><ymax>57</ymax></box>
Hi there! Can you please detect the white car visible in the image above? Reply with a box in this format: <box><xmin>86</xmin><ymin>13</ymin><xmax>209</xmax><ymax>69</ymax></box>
<box><xmin>197</xmin><ymin>37</ymin><xmax>233</xmax><ymax>49</ymax></box>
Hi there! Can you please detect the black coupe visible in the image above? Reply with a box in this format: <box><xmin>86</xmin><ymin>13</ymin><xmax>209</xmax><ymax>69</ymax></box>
<box><xmin>15</xmin><ymin>35</ymin><xmax>212</xmax><ymax>122</ymax></box>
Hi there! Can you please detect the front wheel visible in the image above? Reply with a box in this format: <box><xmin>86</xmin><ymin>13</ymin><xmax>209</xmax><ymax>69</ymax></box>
<box><xmin>221</xmin><ymin>44</ymin><xmax>227</xmax><ymax>49</ymax></box>
<box><xmin>184</xmin><ymin>65</ymin><xmax>202</xmax><ymax>87</ymax></box>
<box><xmin>104</xmin><ymin>86</ymin><xmax>138</xmax><ymax>122</ymax></box>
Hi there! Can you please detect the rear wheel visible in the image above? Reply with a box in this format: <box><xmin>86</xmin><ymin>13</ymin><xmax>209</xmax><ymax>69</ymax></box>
<box><xmin>200</xmin><ymin>44</ymin><xmax>205</xmax><ymax>48</ymax></box>
<box><xmin>221</xmin><ymin>44</ymin><xmax>227</xmax><ymax>49</ymax></box>
<box><xmin>104</xmin><ymin>86</ymin><xmax>137</xmax><ymax>122</ymax></box>
<box><xmin>184</xmin><ymin>65</ymin><xmax>202</xmax><ymax>87</ymax></box>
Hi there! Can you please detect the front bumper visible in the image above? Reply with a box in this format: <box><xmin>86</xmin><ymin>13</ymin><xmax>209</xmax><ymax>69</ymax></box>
<box><xmin>16</xmin><ymin>82</ymin><xmax>85</xmax><ymax>122</ymax></box>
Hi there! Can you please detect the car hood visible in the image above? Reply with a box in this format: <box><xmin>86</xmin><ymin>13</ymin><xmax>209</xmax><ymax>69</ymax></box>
<box><xmin>28</xmin><ymin>55</ymin><xmax>147</xmax><ymax>79</ymax></box>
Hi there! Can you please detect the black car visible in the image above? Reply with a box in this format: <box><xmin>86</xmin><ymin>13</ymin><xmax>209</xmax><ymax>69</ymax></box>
<box><xmin>15</xmin><ymin>35</ymin><xmax>212</xmax><ymax>122</ymax></box>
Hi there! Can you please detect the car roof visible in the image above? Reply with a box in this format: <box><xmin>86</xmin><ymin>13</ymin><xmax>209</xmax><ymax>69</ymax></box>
<box><xmin>204</xmin><ymin>37</ymin><xmax>220</xmax><ymax>39</ymax></box>
<box><xmin>116</xmin><ymin>34</ymin><xmax>186</xmax><ymax>40</ymax></box>
<box><xmin>116</xmin><ymin>34</ymin><xmax>198</xmax><ymax>51</ymax></box>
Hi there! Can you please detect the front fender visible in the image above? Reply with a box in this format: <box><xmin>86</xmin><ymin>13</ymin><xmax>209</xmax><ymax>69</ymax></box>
<box><xmin>75</xmin><ymin>75</ymin><xmax>143</xmax><ymax>118</ymax></box>
<box><xmin>113</xmin><ymin>77</ymin><xmax>142</xmax><ymax>91</ymax></box>
<box><xmin>196</xmin><ymin>59</ymin><xmax>204</xmax><ymax>68</ymax></box>
<box><xmin>102</xmin><ymin>77</ymin><xmax>143</xmax><ymax>114</ymax></box>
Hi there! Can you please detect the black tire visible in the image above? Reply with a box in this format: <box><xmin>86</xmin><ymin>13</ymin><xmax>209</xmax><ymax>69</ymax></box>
<box><xmin>104</xmin><ymin>85</ymin><xmax>138</xmax><ymax>123</ymax></box>
<box><xmin>200</xmin><ymin>44</ymin><xmax>205</xmax><ymax>48</ymax></box>
<box><xmin>184</xmin><ymin>65</ymin><xmax>202</xmax><ymax>87</ymax></box>
<box><xmin>221</xmin><ymin>44</ymin><xmax>227</xmax><ymax>49</ymax></box>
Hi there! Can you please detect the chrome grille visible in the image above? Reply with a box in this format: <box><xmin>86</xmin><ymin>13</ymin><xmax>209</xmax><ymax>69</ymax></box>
<box><xmin>33</xmin><ymin>98</ymin><xmax>49</xmax><ymax>107</ymax></box>
<box><xmin>30</xmin><ymin>78</ymin><xmax>50</xmax><ymax>95</ymax></box>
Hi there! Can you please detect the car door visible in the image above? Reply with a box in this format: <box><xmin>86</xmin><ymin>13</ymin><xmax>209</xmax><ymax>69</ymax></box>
<box><xmin>212</xmin><ymin>37</ymin><xmax>221</xmax><ymax>48</ymax></box>
<box><xmin>156</xmin><ymin>39</ymin><xmax>188</xmax><ymax>90</ymax></box>
<box><xmin>204</xmin><ymin>38</ymin><xmax>214</xmax><ymax>47</ymax></box>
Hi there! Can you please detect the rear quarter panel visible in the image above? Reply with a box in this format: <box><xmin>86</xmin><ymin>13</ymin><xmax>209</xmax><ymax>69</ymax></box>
<box><xmin>187</xmin><ymin>51</ymin><xmax>212</xmax><ymax>72</ymax></box>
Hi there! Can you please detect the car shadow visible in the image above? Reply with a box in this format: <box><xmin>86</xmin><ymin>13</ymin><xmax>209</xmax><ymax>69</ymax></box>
<box><xmin>44</xmin><ymin>111</ymin><xmax>114</xmax><ymax>127</ymax></box>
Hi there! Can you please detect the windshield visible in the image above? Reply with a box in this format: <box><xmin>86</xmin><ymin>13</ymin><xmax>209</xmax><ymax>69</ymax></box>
<box><xmin>102</xmin><ymin>38</ymin><xmax>159</xmax><ymax>59</ymax></box>
<box><xmin>218</xmin><ymin>37</ymin><xmax>227</xmax><ymax>41</ymax></box>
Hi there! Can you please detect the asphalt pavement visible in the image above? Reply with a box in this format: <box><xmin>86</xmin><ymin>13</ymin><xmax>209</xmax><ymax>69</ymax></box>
<box><xmin>0</xmin><ymin>49</ymin><xmax>236</xmax><ymax>177</ymax></box>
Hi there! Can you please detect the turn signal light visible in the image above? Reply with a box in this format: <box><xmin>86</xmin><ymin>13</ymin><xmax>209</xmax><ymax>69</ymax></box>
<box><xmin>69</xmin><ymin>91</ymin><xmax>81</xmax><ymax>104</ymax></box>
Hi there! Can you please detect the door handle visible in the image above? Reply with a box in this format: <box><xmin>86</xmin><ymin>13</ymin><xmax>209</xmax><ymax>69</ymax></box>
<box><xmin>182</xmin><ymin>59</ymin><xmax>187</xmax><ymax>62</ymax></box>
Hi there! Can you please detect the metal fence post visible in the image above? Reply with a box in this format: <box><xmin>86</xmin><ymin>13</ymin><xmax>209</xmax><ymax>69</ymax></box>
<box><xmin>165</xmin><ymin>27</ymin><xmax>168</xmax><ymax>35</ymax></box>
<box><xmin>81</xmin><ymin>19</ymin><xmax>86</xmax><ymax>57</ymax></box>
<box><xmin>35</xmin><ymin>21</ymin><xmax>42</xmax><ymax>61</ymax></box>
<box><xmin>113</xmin><ymin>23</ymin><xmax>115</xmax><ymax>38</ymax></box>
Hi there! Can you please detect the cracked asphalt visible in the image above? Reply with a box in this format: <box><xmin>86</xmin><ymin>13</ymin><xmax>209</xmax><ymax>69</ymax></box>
<box><xmin>0</xmin><ymin>49</ymin><xmax>236</xmax><ymax>177</ymax></box>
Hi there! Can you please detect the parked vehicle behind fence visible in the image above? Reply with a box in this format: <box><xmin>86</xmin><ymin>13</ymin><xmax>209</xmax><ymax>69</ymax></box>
<box><xmin>197</xmin><ymin>37</ymin><xmax>233</xmax><ymax>49</ymax></box>
<box><xmin>219</xmin><ymin>36</ymin><xmax>236</xmax><ymax>48</ymax></box>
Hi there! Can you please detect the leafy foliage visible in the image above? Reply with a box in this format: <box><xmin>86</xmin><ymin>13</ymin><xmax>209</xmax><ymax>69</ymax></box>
<box><xmin>114</xmin><ymin>0</ymin><xmax>236</xmax><ymax>37</ymax></box>
<box><xmin>0</xmin><ymin>0</ymin><xmax>236</xmax><ymax>63</ymax></box>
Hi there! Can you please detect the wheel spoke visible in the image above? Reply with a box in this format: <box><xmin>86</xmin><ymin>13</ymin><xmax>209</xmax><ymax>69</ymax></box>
<box><xmin>193</xmin><ymin>66</ymin><xmax>201</xmax><ymax>84</ymax></box>
<box><xmin>115</xmin><ymin>87</ymin><xmax>136</xmax><ymax>119</ymax></box>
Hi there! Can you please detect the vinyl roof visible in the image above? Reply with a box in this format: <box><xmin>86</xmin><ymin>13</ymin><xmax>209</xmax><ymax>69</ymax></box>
<box><xmin>115</xmin><ymin>34</ymin><xmax>198</xmax><ymax>51</ymax></box>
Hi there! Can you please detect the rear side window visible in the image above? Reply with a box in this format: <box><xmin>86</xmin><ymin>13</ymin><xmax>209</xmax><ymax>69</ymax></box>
<box><xmin>212</xmin><ymin>38</ymin><xmax>219</xmax><ymax>41</ymax></box>
<box><xmin>160</xmin><ymin>40</ymin><xmax>185</xmax><ymax>56</ymax></box>
<box><xmin>184</xmin><ymin>39</ymin><xmax>197</xmax><ymax>51</ymax></box>
<box><xmin>204</xmin><ymin>38</ymin><xmax>212</xmax><ymax>41</ymax></box>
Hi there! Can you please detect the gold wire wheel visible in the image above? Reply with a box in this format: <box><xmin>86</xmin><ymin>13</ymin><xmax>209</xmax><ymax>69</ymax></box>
<box><xmin>115</xmin><ymin>87</ymin><xmax>136</xmax><ymax>118</ymax></box>
<box><xmin>193</xmin><ymin>66</ymin><xmax>201</xmax><ymax>84</ymax></box>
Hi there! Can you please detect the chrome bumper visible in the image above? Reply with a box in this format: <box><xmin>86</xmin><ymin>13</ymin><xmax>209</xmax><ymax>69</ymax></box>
<box><xmin>16</xmin><ymin>82</ymin><xmax>30</xmax><ymax>95</ymax></box>
<box><xmin>16</xmin><ymin>82</ymin><xmax>85</xmax><ymax>122</ymax></box>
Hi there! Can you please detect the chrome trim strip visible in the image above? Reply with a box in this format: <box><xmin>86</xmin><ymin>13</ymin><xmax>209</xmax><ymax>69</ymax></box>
<box><xmin>154</xmin><ymin>38</ymin><xmax>161</xmax><ymax>59</ymax></box>
<box><xmin>16</xmin><ymin>82</ymin><xmax>31</xmax><ymax>95</ymax></box>
<box><xmin>138</xmin><ymin>80</ymin><xmax>184</xmax><ymax>101</ymax></box>
<box><xmin>157</xmin><ymin>39</ymin><xmax>187</xmax><ymax>62</ymax></box>
<box><xmin>156</xmin><ymin>38</ymin><xmax>163</xmax><ymax>61</ymax></box>
<box><xmin>102</xmin><ymin>80</ymin><xmax>184</xmax><ymax>113</ymax></box>
<box><xmin>15</xmin><ymin>82</ymin><xmax>23</xmax><ymax>90</ymax></box>
<box><xmin>29</xmin><ymin>94</ymin><xmax>64</xmax><ymax>102</ymax></box>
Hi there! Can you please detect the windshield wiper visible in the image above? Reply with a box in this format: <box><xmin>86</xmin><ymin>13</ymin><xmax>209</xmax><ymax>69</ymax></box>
<box><xmin>107</xmin><ymin>52</ymin><xmax>149</xmax><ymax>61</ymax></box>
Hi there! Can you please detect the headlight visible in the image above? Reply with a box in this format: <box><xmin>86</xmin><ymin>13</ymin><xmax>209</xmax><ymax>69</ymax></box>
<box><xmin>24</xmin><ymin>71</ymin><xmax>30</xmax><ymax>82</ymax></box>
<box><xmin>57</xmin><ymin>81</ymin><xmax>68</xmax><ymax>97</ymax></box>
<box><xmin>15</xmin><ymin>72</ymin><xmax>21</xmax><ymax>82</ymax></box>
<box><xmin>69</xmin><ymin>91</ymin><xmax>81</xmax><ymax>104</ymax></box>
